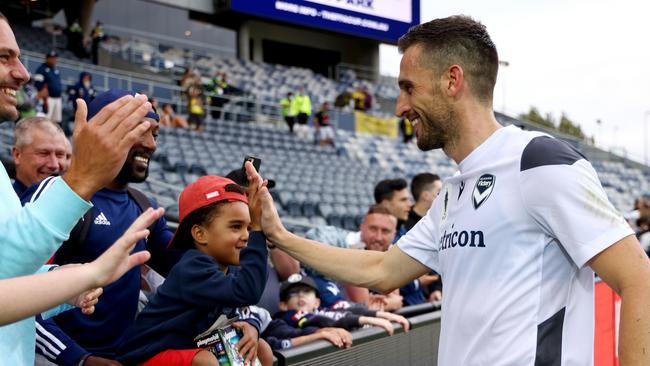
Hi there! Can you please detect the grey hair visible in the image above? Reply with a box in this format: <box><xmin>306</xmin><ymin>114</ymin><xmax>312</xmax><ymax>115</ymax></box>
<box><xmin>13</xmin><ymin>117</ymin><xmax>64</xmax><ymax>147</ymax></box>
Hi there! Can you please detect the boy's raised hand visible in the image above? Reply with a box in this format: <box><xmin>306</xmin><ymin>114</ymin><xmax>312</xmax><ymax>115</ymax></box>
<box><xmin>244</xmin><ymin>161</ymin><xmax>285</xmax><ymax>241</ymax></box>
<box><xmin>233</xmin><ymin>321</ymin><xmax>259</xmax><ymax>365</ymax></box>
<box><xmin>244</xmin><ymin>161</ymin><xmax>268</xmax><ymax>231</ymax></box>
<box><xmin>88</xmin><ymin>207</ymin><xmax>164</xmax><ymax>287</ymax></box>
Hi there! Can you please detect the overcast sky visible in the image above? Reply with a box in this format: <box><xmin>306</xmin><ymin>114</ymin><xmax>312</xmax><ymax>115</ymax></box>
<box><xmin>380</xmin><ymin>0</ymin><xmax>650</xmax><ymax>164</ymax></box>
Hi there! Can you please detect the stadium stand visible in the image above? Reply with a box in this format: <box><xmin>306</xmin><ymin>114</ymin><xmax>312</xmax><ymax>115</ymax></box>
<box><xmin>1</xmin><ymin>16</ymin><xmax>646</xmax><ymax>365</ymax></box>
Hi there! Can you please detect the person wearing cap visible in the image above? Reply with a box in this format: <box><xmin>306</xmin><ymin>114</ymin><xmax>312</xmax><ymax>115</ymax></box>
<box><xmin>21</xmin><ymin>89</ymin><xmax>179</xmax><ymax>366</ymax></box>
<box><xmin>33</xmin><ymin>50</ymin><xmax>63</xmax><ymax>127</ymax></box>
<box><xmin>263</xmin><ymin>273</ymin><xmax>409</xmax><ymax>351</ymax></box>
<box><xmin>225</xmin><ymin>167</ymin><xmax>299</xmax><ymax>316</ymax></box>
<box><xmin>117</xmin><ymin>173</ymin><xmax>273</xmax><ymax>366</ymax></box>
<box><xmin>0</xmin><ymin>14</ymin><xmax>156</xmax><ymax>366</ymax></box>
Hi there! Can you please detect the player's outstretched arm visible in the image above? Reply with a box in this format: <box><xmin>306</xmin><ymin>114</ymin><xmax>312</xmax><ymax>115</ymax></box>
<box><xmin>588</xmin><ymin>234</ymin><xmax>650</xmax><ymax>366</ymax></box>
<box><xmin>0</xmin><ymin>208</ymin><xmax>163</xmax><ymax>326</ymax></box>
<box><xmin>245</xmin><ymin>163</ymin><xmax>429</xmax><ymax>293</ymax></box>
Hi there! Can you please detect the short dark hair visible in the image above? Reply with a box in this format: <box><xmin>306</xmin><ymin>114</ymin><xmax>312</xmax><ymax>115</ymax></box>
<box><xmin>411</xmin><ymin>173</ymin><xmax>441</xmax><ymax>201</ymax></box>
<box><xmin>397</xmin><ymin>15</ymin><xmax>499</xmax><ymax>103</ymax></box>
<box><xmin>374</xmin><ymin>179</ymin><xmax>408</xmax><ymax>203</ymax></box>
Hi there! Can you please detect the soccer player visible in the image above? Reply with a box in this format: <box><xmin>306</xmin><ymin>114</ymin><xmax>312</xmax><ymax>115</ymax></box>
<box><xmin>251</xmin><ymin>16</ymin><xmax>650</xmax><ymax>365</ymax></box>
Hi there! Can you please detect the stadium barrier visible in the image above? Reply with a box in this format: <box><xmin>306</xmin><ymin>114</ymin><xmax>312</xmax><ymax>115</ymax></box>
<box><xmin>273</xmin><ymin>310</ymin><xmax>441</xmax><ymax>366</ymax></box>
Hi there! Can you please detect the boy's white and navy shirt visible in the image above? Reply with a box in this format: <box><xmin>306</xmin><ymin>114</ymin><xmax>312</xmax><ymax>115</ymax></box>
<box><xmin>398</xmin><ymin>125</ymin><xmax>633</xmax><ymax>366</ymax></box>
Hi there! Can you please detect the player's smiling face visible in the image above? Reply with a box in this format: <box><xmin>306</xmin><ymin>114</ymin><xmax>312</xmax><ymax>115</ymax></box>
<box><xmin>396</xmin><ymin>44</ymin><xmax>458</xmax><ymax>152</ymax></box>
<box><xmin>0</xmin><ymin>20</ymin><xmax>30</xmax><ymax>122</ymax></box>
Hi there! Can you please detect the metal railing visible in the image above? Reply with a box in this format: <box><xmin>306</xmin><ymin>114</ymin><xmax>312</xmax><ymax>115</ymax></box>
<box><xmin>19</xmin><ymin>50</ymin><xmax>287</xmax><ymax>126</ymax></box>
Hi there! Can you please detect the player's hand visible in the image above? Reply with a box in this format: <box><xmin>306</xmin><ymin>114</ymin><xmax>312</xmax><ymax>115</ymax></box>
<box><xmin>376</xmin><ymin>311</ymin><xmax>410</xmax><ymax>332</ymax></box>
<box><xmin>317</xmin><ymin>328</ymin><xmax>353</xmax><ymax>348</ymax></box>
<box><xmin>89</xmin><ymin>208</ymin><xmax>164</xmax><ymax>287</ymax></box>
<box><xmin>64</xmin><ymin>94</ymin><xmax>152</xmax><ymax>200</ymax></box>
<box><xmin>83</xmin><ymin>356</ymin><xmax>124</xmax><ymax>366</ymax></box>
<box><xmin>233</xmin><ymin>321</ymin><xmax>259</xmax><ymax>365</ymax></box>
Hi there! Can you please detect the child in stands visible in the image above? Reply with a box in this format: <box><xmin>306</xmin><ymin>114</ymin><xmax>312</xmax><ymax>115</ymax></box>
<box><xmin>263</xmin><ymin>274</ymin><xmax>410</xmax><ymax>351</ymax></box>
<box><xmin>118</xmin><ymin>170</ymin><xmax>272</xmax><ymax>365</ymax></box>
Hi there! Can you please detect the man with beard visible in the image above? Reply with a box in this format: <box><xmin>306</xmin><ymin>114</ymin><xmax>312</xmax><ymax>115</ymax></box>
<box><xmin>250</xmin><ymin>15</ymin><xmax>650</xmax><ymax>366</ymax></box>
<box><xmin>0</xmin><ymin>13</ymin><xmax>155</xmax><ymax>365</ymax></box>
<box><xmin>27</xmin><ymin>90</ymin><xmax>179</xmax><ymax>366</ymax></box>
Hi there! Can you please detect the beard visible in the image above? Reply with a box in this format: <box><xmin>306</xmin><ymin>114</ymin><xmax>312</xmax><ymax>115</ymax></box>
<box><xmin>0</xmin><ymin>104</ymin><xmax>18</xmax><ymax>123</ymax></box>
<box><xmin>114</xmin><ymin>151</ymin><xmax>150</xmax><ymax>185</ymax></box>
<box><xmin>415</xmin><ymin>96</ymin><xmax>458</xmax><ymax>152</ymax></box>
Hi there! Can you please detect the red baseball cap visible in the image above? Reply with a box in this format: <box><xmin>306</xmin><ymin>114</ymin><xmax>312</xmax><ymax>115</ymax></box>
<box><xmin>168</xmin><ymin>176</ymin><xmax>248</xmax><ymax>249</ymax></box>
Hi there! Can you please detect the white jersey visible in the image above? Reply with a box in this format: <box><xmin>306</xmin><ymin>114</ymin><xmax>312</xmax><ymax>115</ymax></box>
<box><xmin>398</xmin><ymin>125</ymin><xmax>633</xmax><ymax>366</ymax></box>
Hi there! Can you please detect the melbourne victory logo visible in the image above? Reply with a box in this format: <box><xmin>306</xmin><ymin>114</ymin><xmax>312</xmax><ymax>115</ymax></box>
<box><xmin>472</xmin><ymin>174</ymin><xmax>495</xmax><ymax>209</ymax></box>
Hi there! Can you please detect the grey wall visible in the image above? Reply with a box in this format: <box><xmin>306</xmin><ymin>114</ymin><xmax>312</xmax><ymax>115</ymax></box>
<box><xmin>92</xmin><ymin>0</ymin><xmax>236</xmax><ymax>56</ymax></box>
<box><xmin>240</xmin><ymin>19</ymin><xmax>379</xmax><ymax>75</ymax></box>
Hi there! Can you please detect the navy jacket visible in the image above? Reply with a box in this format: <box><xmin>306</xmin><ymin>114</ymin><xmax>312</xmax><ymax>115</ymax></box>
<box><xmin>117</xmin><ymin>233</ymin><xmax>268</xmax><ymax>365</ymax></box>
<box><xmin>25</xmin><ymin>187</ymin><xmax>177</xmax><ymax>365</ymax></box>
<box><xmin>34</xmin><ymin>63</ymin><xmax>62</xmax><ymax>98</ymax></box>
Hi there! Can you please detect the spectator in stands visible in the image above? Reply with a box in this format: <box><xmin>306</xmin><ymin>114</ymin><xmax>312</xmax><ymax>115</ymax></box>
<box><xmin>294</xmin><ymin>87</ymin><xmax>312</xmax><ymax>136</ymax></box>
<box><xmin>405</xmin><ymin>173</ymin><xmax>443</xmax><ymax>303</ymax></box>
<box><xmin>68</xmin><ymin>72</ymin><xmax>97</xmax><ymax>112</ymax></box>
<box><xmin>117</xmin><ymin>174</ymin><xmax>272</xmax><ymax>366</ymax></box>
<box><xmin>29</xmin><ymin>90</ymin><xmax>180</xmax><ymax>366</ymax></box>
<box><xmin>34</xmin><ymin>51</ymin><xmax>64</xmax><ymax>128</ymax></box>
<box><xmin>159</xmin><ymin>103</ymin><xmax>189</xmax><ymax>129</ymax></box>
<box><xmin>399</xmin><ymin>117</ymin><xmax>414</xmax><ymax>143</ymax></box>
<box><xmin>250</xmin><ymin>16</ymin><xmax>650</xmax><ymax>365</ymax></box>
<box><xmin>91</xmin><ymin>21</ymin><xmax>105</xmax><ymax>65</ymax></box>
<box><xmin>11</xmin><ymin>117</ymin><xmax>69</xmax><ymax>197</ymax></box>
<box><xmin>66</xmin><ymin>19</ymin><xmax>87</xmax><ymax>58</ymax></box>
<box><xmin>405</xmin><ymin>173</ymin><xmax>442</xmax><ymax>231</ymax></box>
<box><xmin>352</xmin><ymin>87</ymin><xmax>368</xmax><ymax>111</ymax></box>
<box><xmin>263</xmin><ymin>274</ymin><xmax>409</xmax><ymax>351</ymax></box>
<box><xmin>362</xmin><ymin>86</ymin><xmax>373</xmax><ymax>111</ymax></box>
<box><xmin>304</xmin><ymin>205</ymin><xmax>403</xmax><ymax>312</ymax></box>
<box><xmin>187</xmin><ymin>84</ymin><xmax>205</xmax><ymax>131</ymax></box>
<box><xmin>207</xmin><ymin>71</ymin><xmax>228</xmax><ymax>120</ymax></box>
<box><xmin>314</xmin><ymin>101</ymin><xmax>334</xmax><ymax>146</ymax></box>
<box><xmin>16</xmin><ymin>77</ymin><xmax>42</xmax><ymax>119</ymax></box>
<box><xmin>374</xmin><ymin>178</ymin><xmax>412</xmax><ymax>242</ymax></box>
<box><xmin>334</xmin><ymin>90</ymin><xmax>352</xmax><ymax>110</ymax></box>
<box><xmin>0</xmin><ymin>13</ymin><xmax>157</xmax><ymax>365</ymax></box>
<box><xmin>279</xmin><ymin>92</ymin><xmax>296</xmax><ymax>133</ymax></box>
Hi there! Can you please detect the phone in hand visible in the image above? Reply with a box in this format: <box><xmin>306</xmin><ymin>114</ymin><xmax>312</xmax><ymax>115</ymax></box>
<box><xmin>241</xmin><ymin>156</ymin><xmax>261</xmax><ymax>187</ymax></box>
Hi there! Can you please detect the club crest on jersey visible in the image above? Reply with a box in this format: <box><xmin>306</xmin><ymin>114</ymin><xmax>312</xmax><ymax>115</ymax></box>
<box><xmin>472</xmin><ymin>174</ymin><xmax>495</xmax><ymax>209</ymax></box>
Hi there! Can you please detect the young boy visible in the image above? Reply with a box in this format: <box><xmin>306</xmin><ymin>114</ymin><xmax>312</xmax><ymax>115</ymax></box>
<box><xmin>263</xmin><ymin>274</ymin><xmax>410</xmax><ymax>350</ymax></box>
<box><xmin>117</xmin><ymin>174</ymin><xmax>272</xmax><ymax>365</ymax></box>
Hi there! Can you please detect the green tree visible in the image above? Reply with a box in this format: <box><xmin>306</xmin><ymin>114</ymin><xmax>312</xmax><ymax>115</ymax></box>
<box><xmin>518</xmin><ymin>107</ymin><xmax>556</xmax><ymax>129</ymax></box>
<box><xmin>557</xmin><ymin>113</ymin><xmax>585</xmax><ymax>140</ymax></box>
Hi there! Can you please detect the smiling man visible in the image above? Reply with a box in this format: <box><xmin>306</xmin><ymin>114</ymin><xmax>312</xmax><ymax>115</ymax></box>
<box><xmin>12</xmin><ymin>117</ymin><xmax>69</xmax><ymax>196</ymax></box>
<box><xmin>252</xmin><ymin>15</ymin><xmax>650</xmax><ymax>366</ymax></box>
<box><xmin>26</xmin><ymin>90</ymin><xmax>180</xmax><ymax>366</ymax></box>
